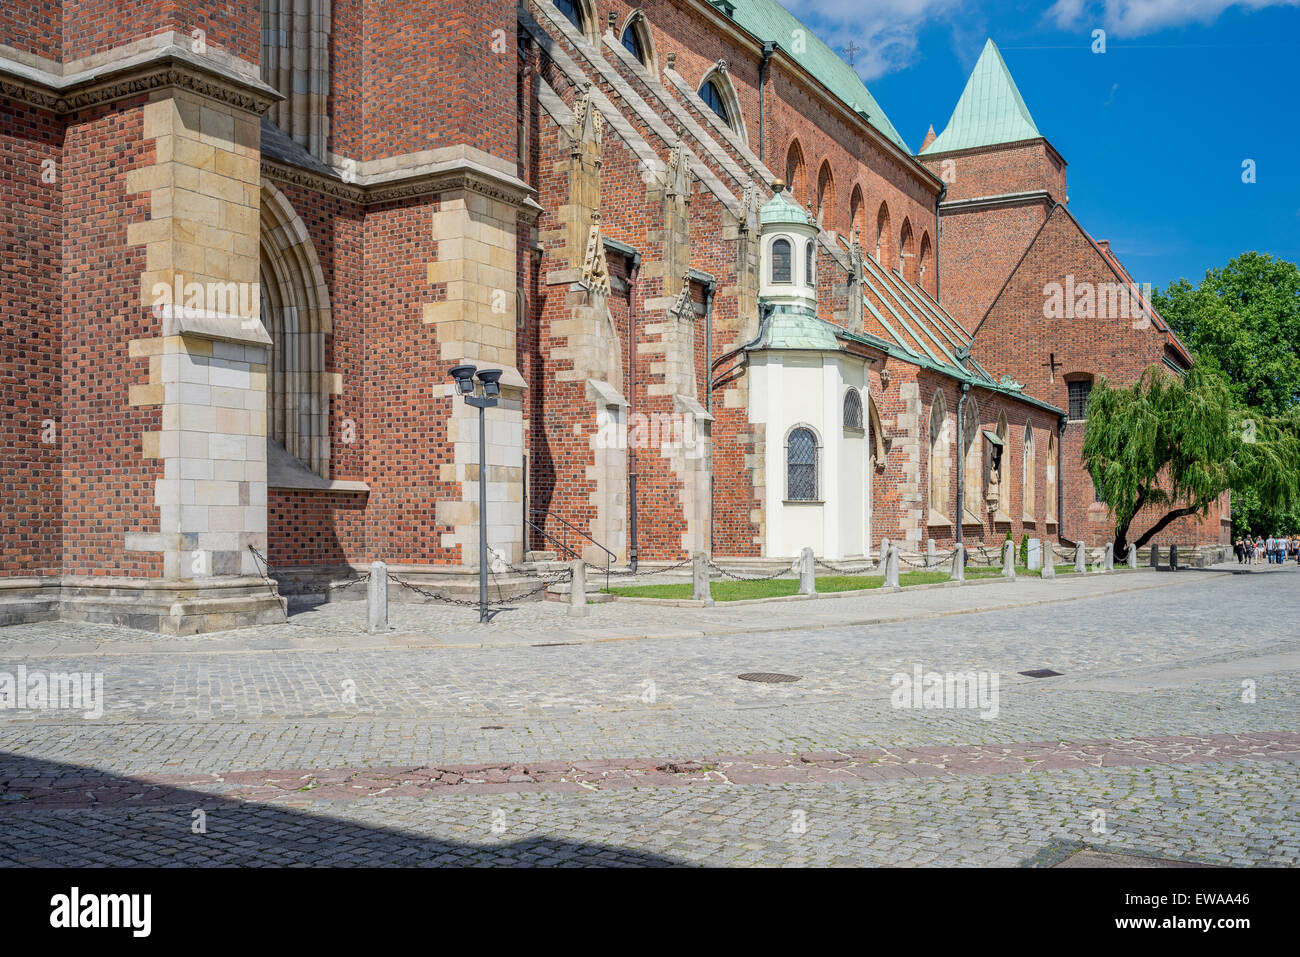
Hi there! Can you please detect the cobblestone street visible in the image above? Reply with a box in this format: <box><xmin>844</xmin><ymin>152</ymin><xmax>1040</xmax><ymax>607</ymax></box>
<box><xmin>0</xmin><ymin>564</ymin><xmax>1296</xmax><ymax>867</ymax></box>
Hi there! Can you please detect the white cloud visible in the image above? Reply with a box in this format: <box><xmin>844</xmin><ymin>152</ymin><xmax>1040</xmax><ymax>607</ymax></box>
<box><xmin>782</xmin><ymin>0</ymin><xmax>961</xmax><ymax>79</ymax></box>
<box><xmin>1047</xmin><ymin>0</ymin><xmax>1299</xmax><ymax>37</ymax></box>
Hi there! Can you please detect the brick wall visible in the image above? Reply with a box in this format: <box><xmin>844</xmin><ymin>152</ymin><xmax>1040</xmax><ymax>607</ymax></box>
<box><xmin>973</xmin><ymin>204</ymin><xmax>1228</xmax><ymax>546</ymax></box>
<box><xmin>61</xmin><ymin>98</ymin><xmax>161</xmax><ymax>577</ymax></box>
<box><xmin>0</xmin><ymin>100</ymin><xmax>63</xmax><ymax>575</ymax></box>
<box><xmin>61</xmin><ymin>0</ymin><xmax>261</xmax><ymax>63</ymax></box>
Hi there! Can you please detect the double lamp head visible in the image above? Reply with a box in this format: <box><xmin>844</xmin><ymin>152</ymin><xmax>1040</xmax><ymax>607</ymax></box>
<box><xmin>449</xmin><ymin>364</ymin><xmax>503</xmax><ymax>398</ymax></box>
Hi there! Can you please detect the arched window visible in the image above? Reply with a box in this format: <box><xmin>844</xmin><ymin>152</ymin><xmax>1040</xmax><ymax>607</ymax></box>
<box><xmin>962</xmin><ymin>396</ymin><xmax>981</xmax><ymax>521</ymax></box>
<box><xmin>787</xmin><ymin>427</ymin><xmax>819</xmax><ymax>501</ymax></box>
<box><xmin>785</xmin><ymin>139</ymin><xmax>807</xmax><ymax>206</ymax></box>
<box><xmin>697</xmin><ymin>66</ymin><xmax>743</xmax><ymax>135</ymax></box>
<box><xmin>700</xmin><ymin>80</ymin><xmax>728</xmax><ymax>122</ymax></box>
<box><xmin>805</xmin><ymin>240</ymin><xmax>815</xmax><ymax>285</ymax></box>
<box><xmin>816</xmin><ymin>160</ymin><xmax>835</xmax><ymax>230</ymax></box>
<box><xmin>918</xmin><ymin>231</ymin><xmax>933</xmax><ymax>290</ymax></box>
<box><xmin>992</xmin><ymin>411</ymin><xmax>1010</xmax><ymax>520</ymax></box>
<box><xmin>261</xmin><ymin>183</ymin><xmax>333</xmax><ymax>479</ymax></box>
<box><xmin>770</xmin><ymin>238</ymin><xmax>792</xmax><ymax>283</ymax></box>
<box><xmin>928</xmin><ymin>392</ymin><xmax>951</xmax><ymax>523</ymax></box>
<box><xmin>554</xmin><ymin>0</ymin><xmax>585</xmax><ymax>31</ymax></box>
<box><xmin>702</xmin><ymin>83</ymin><xmax>733</xmax><ymax>124</ymax></box>
<box><xmin>1022</xmin><ymin>424</ymin><xmax>1036</xmax><ymax>521</ymax></box>
<box><xmin>843</xmin><ymin>389</ymin><xmax>863</xmax><ymax>430</ymax></box>
<box><xmin>620</xmin><ymin>19</ymin><xmax>649</xmax><ymax>65</ymax></box>
<box><xmin>849</xmin><ymin>185</ymin><xmax>866</xmax><ymax>244</ymax></box>
<box><xmin>1046</xmin><ymin>432</ymin><xmax>1058</xmax><ymax>524</ymax></box>
<box><xmin>899</xmin><ymin>218</ymin><xmax>915</xmax><ymax>280</ymax></box>
<box><xmin>875</xmin><ymin>202</ymin><xmax>891</xmax><ymax>268</ymax></box>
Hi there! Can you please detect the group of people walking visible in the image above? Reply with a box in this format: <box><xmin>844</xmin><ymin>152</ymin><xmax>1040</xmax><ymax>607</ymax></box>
<box><xmin>1235</xmin><ymin>535</ymin><xmax>1299</xmax><ymax>564</ymax></box>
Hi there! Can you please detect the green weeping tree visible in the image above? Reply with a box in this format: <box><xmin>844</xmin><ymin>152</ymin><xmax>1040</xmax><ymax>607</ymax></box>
<box><xmin>1082</xmin><ymin>366</ymin><xmax>1300</xmax><ymax>554</ymax></box>
<box><xmin>1152</xmin><ymin>252</ymin><xmax>1300</xmax><ymax>535</ymax></box>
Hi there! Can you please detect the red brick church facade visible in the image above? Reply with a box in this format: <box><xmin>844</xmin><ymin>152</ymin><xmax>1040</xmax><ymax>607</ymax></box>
<box><xmin>0</xmin><ymin>1</ymin><xmax>1224</xmax><ymax>632</ymax></box>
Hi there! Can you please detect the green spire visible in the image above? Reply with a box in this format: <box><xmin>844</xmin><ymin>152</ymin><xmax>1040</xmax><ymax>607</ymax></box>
<box><xmin>921</xmin><ymin>38</ymin><xmax>1040</xmax><ymax>154</ymax></box>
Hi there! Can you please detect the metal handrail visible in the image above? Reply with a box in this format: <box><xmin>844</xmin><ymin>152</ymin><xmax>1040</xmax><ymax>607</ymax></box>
<box><xmin>528</xmin><ymin>508</ymin><xmax>615</xmax><ymax>592</ymax></box>
<box><xmin>524</xmin><ymin>516</ymin><xmax>580</xmax><ymax>562</ymax></box>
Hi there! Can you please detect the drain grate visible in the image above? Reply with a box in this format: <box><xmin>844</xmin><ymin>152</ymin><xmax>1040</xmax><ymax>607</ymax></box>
<box><xmin>532</xmin><ymin>642</ymin><xmax>578</xmax><ymax>647</ymax></box>
<box><xmin>737</xmin><ymin>672</ymin><xmax>802</xmax><ymax>683</ymax></box>
<box><xmin>1019</xmin><ymin>669</ymin><xmax>1063</xmax><ymax>678</ymax></box>
<box><xmin>480</xmin><ymin>725</ymin><xmax>505</xmax><ymax>730</ymax></box>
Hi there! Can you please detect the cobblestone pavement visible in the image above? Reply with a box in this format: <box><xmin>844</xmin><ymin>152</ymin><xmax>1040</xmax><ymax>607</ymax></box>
<box><xmin>0</xmin><ymin>565</ymin><xmax>1227</xmax><ymax>655</ymax></box>
<box><xmin>0</xmin><ymin>564</ymin><xmax>1295</xmax><ymax>866</ymax></box>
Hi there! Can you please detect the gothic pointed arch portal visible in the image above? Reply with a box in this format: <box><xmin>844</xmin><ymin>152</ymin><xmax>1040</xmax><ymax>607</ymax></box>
<box><xmin>260</xmin><ymin>181</ymin><xmax>334</xmax><ymax>479</ymax></box>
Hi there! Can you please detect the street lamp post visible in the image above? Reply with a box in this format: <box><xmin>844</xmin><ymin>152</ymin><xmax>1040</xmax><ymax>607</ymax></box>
<box><xmin>449</xmin><ymin>364</ymin><xmax>502</xmax><ymax>623</ymax></box>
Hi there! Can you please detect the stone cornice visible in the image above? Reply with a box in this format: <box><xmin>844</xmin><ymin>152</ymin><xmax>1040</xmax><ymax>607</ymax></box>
<box><xmin>939</xmin><ymin>189</ymin><xmax>1055</xmax><ymax>213</ymax></box>
<box><xmin>261</xmin><ymin>156</ymin><xmax>540</xmax><ymax>213</ymax></box>
<box><xmin>0</xmin><ymin>42</ymin><xmax>280</xmax><ymax>116</ymax></box>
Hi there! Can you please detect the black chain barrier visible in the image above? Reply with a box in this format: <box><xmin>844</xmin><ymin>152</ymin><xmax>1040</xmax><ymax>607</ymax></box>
<box><xmin>896</xmin><ymin>550</ymin><xmax>958</xmax><ymax>570</ymax></box>
<box><xmin>389</xmin><ymin>569</ymin><xmax>572</xmax><ymax>608</ymax></box>
<box><xmin>246</xmin><ymin>544</ymin><xmax>290</xmax><ymax>621</ymax></box>
<box><xmin>707</xmin><ymin>558</ymin><xmax>793</xmax><ymax>582</ymax></box>
<box><xmin>813</xmin><ymin>558</ymin><xmax>874</xmax><ymax>574</ymax></box>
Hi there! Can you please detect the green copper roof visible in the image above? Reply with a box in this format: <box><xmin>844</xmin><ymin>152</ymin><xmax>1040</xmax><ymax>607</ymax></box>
<box><xmin>748</xmin><ymin>304</ymin><xmax>842</xmax><ymax>351</ymax></box>
<box><xmin>723</xmin><ymin>0</ymin><xmax>909</xmax><ymax>152</ymax></box>
<box><xmin>921</xmin><ymin>38</ymin><xmax>1040</xmax><ymax>154</ymax></box>
<box><xmin>759</xmin><ymin>184</ymin><xmax>810</xmax><ymax>226</ymax></box>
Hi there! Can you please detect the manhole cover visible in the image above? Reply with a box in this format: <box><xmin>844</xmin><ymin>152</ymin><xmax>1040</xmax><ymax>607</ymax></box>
<box><xmin>1019</xmin><ymin>669</ymin><xmax>1063</xmax><ymax>678</ymax></box>
<box><xmin>737</xmin><ymin>672</ymin><xmax>802</xmax><ymax>683</ymax></box>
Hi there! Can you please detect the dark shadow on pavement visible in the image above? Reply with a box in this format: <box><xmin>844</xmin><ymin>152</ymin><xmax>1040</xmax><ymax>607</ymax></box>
<box><xmin>0</xmin><ymin>752</ymin><xmax>687</xmax><ymax>867</ymax></box>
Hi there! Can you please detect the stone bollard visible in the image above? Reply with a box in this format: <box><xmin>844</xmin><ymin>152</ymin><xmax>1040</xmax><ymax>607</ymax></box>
<box><xmin>950</xmin><ymin>544</ymin><xmax>965</xmax><ymax>582</ymax></box>
<box><xmin>692</xmin><ymin>551</ymin><xmax>713</xmax><ymax>606</ymax></box>
<box><xmin>1150</xmin><ymin>544</ymin><xmax>1159</xmax><ymax>569</ymax></box>
<box><xmin>1127</xmin><ymin>543</ymin><xmax>1138</xmax><ymax>569</ymax></box>
<box><xmin>878</xmin><ymin>537</ymin><xmax>890</xmax><ymax>569</ymax></box>
<box><xmin>798</xmin><ymin>546</ymin><xmax>816</xmax><ymax>597</ymax></box>
<box><xmin>1042</xmin><ymin>547</ymin><xmax>1055</xmax><ymax>578</ymax></box>
<box><xmin>568</xmin><ymin>559</ymin><xmax>588</xmax><ymax>617</ymax></box>
<box><xmin>1074</xmin><ymin>543</ymin><xmax>1086</xmax><ymax>574</ymax></box>
<box><xmin>367</xmin><ymin>561</ymin><xmax>388</xmax><ymax>633</ymax></box>
<box><xmin>926</xmin><ymin>539</ymin><xmax>936</xmax><ymax>569</ymax></box>
<box><xmin>1002</xmin><ymin>540</ymin><xmax>1016</xmax><ymax>579</ymax></box>
<box><xmin>1168</xmin><ymin>544</ymin><xmax>1178</xmax><ymax>571</ymax></box>
<box><xmin>1103</xmin><ymin>542</ymin><xmax>1114</xmax><ymax>572</ymax></box>
<box><xmin>884</xmin><ymin>545</ymin><xmax>900</xmax><ymax>588</ymax></box>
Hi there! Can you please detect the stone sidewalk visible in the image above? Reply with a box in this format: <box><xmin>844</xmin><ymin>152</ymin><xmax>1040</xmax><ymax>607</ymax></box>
<box><xmin>0</xmin><ymin>564</ymin><xmax>1262</xmax><ymax>656</ymax></box>
<box><xmin>0</xmin><ymin>563</ymin><xmax>1294</xmax><ymax>867</ymax></box>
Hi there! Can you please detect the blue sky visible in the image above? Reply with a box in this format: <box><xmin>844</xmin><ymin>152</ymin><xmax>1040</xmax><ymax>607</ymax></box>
<box><xmin>782</xmin><ymin>0</ymin><xmax>1300</xmax><ymax>292</ymax></box>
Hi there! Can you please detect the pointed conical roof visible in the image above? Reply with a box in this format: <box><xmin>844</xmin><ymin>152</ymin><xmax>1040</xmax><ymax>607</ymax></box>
<box><xmin>921</xmin><ymin>39</ymin><xmax>1040</xmax><ymax>154</ymax></box>
<box><xmin>920</xmin><ymin>124</ymin><xmax>937</xmax><ymax>151</ymax></box>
